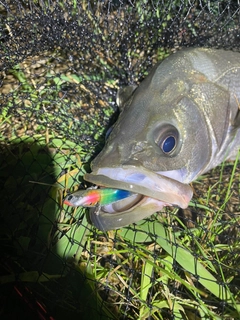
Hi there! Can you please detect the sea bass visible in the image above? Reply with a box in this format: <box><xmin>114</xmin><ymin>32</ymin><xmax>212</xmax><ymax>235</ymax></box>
<box><xmin>84</xmin><ymin>48</ymin><xmax>240</xmax><ymax>231</ymax></box>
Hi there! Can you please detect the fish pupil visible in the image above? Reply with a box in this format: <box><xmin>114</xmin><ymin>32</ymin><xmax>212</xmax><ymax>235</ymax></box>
<box><xmin>162</xmin><ymin>136</ymin><xmax>176</xmax><ymax>153</ymax></box>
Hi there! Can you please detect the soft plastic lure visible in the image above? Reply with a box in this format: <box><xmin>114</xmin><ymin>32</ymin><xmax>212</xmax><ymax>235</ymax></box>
<box><xmin>64</xmin><ymin>188</ymin><xmax>135</xmax><ymax>207</ymax></box>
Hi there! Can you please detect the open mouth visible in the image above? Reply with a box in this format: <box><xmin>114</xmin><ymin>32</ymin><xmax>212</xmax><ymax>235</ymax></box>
<box><xmin>84</xmin><ymin>166</ymin><xmax>193</xmax><ymax>231</ymax></box>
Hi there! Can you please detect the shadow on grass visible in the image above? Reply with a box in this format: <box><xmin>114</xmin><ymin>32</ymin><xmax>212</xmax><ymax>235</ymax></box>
<box><xmin>0</xmin><ymin>139</ymin><xmax>115</xmax><ymax>320</ymax></box>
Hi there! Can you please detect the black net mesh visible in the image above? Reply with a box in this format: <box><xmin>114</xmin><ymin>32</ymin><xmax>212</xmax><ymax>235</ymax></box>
<box><xmin>0</xmin><ymin>1</ymin><xmax>240</xmax><ymax>319</ymax></box>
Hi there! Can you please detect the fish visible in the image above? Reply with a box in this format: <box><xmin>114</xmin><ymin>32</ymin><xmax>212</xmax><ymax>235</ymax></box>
<box><xmin>83</xmin><ymin>47</ymin><xmax>240</xmax><ymax>231</ymax></box>
<box><xmin>64</xmin><ymin>188</ymin><xmax>139</xmax><ymax>208</ymax></box>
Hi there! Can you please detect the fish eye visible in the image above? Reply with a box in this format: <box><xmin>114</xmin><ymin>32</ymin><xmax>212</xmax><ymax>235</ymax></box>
<box><xmin>153</xmin><ymin>124</ymin><xmax>179</xmax><ymax>156</ymax></box>
<box><xmin>161</xmin><ymin>136</ymin><xmax>176</xmax><ymax>154</ymax></box>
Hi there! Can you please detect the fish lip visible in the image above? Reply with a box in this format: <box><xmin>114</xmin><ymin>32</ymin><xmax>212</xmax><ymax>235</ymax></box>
<box><xmin>89</xmin><ymin>196</ymin><xmax>167</xmax><ymax>231</ymax></box>
<box><xmin>84</xmin><ymin>166</ymin><xmax>193</xmax><ymax>231</ymax></box>
<box><xmin>84</xmin><ymin>165</ymin><xmax>193</xmax><ymax>208</ymax></box>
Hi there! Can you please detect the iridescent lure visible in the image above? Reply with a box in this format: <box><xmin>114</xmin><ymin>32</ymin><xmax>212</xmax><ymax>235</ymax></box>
<box><xmin>64</xmin><ymin>188</ymin><xmax>136</xmax><ymax>207</ymax></box>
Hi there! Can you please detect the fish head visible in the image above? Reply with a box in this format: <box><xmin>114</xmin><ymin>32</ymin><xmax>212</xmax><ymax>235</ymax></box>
<box><xmin>92</xmin><ymin>67</ymin><xmax>212</xmax><ymax>182</ymax></box>
<box><xmin>85</xmin><ymin>49</ymin><xmax>236</xmax><ymax>230</ymax></box>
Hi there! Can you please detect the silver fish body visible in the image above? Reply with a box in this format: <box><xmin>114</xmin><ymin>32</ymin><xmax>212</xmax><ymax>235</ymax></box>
<box><xmin>85</xmin><ymin>48</ymin><xmax>240</xmax><ymax>231</ymax></box>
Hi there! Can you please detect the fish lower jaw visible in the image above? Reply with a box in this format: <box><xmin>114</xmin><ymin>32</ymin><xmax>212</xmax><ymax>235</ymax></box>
<box><xmin>101</xmin><ymin>194</ymin><xmax>169</xmax><ymax>214</ymax></box>
<box><xmin>89</xmin><ymin>196</ymin><xmax>169</xmax><ymax>231</ymax></box>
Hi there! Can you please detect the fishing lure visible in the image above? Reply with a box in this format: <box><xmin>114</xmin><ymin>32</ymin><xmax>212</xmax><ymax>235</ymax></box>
<box><xmin>64</xmin><ymin>188</ymin><xmax>136</xmax><ymax>207</ymax></box>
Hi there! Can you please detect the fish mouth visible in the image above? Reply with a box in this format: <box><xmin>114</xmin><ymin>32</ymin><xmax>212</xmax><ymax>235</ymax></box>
<box><xmin>84</xmin><ymin>166</ymin><xmax>193</xmax><ymax>231</ymax></box>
